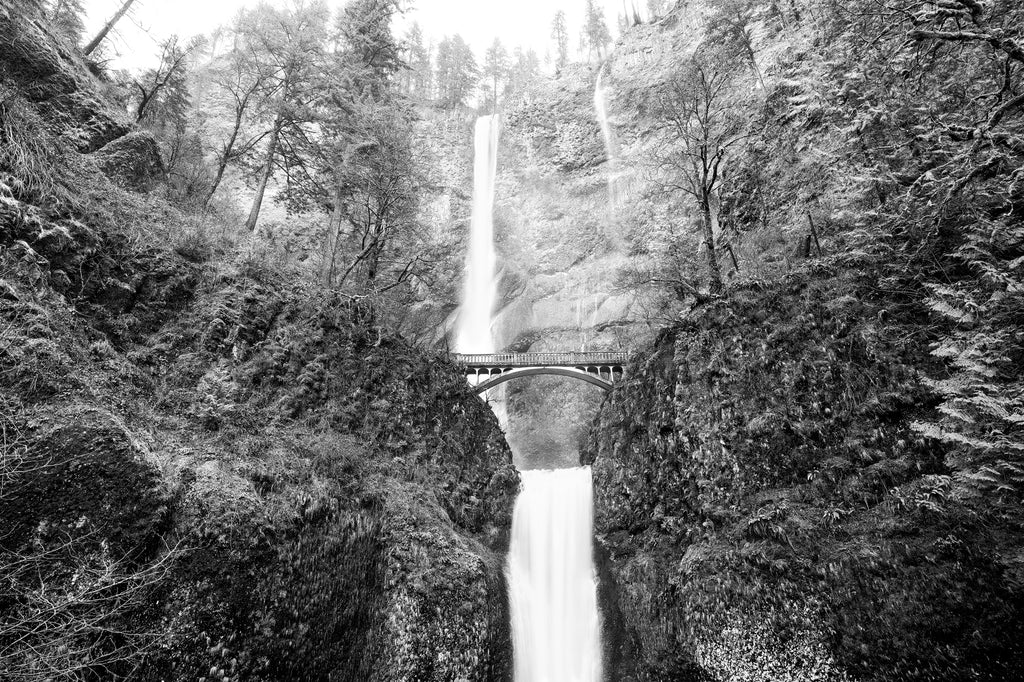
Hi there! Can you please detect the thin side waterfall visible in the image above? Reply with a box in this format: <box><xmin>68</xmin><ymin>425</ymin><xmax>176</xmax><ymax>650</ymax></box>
<box><xmin>455</xmin><ymin>114</ymin><xmax>501</xmax><ymax>354</ymax></box>
<box><xmin>507</xmin><ymin>467</ymin><xmax>603</xmax><ymax>682</ymax></box>
<box><xmin>594</xmin><ymin>65</ymin><xmax>619</xmax><ymax>209</ymax></box>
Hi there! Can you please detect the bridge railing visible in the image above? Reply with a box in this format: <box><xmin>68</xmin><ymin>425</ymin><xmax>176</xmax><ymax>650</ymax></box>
<box><xmin>449</xmin><ymin>352</ymin><xmax>629</xmax><ymax>367</ymax></box>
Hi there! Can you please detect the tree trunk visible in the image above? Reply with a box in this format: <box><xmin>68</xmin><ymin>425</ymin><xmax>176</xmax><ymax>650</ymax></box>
<box><xmin>83</xmin><ymin>0</ymin><xmax>138</xmax><ymax>56</ymax></box>
<box><xmin>204</xmin><ymin>110</ymin><xmax>245</xmax><ymax>209</ymax></box>
<box><xmin>364</xmin><ymin>216</ymin><xmax>385</xmax><ymax>284</ymax></box>
<box><xmin>135</xmin><ymin>89</ymin><xmax>154</xmax><ymax>122</ymax></box>
<box><xmin>324</xmin><ymin>183</ymin><xmax>345</xmax><ymax>286</ymax></box>
<box><xmin>701</xmin><ymin>197</ymin><xmax>723</xmax><ymax>294</ymax></box>
<box><xmin>245</xmin><ymin>119</ymin><xmax>281</xmax><ymax>232</ymax></box>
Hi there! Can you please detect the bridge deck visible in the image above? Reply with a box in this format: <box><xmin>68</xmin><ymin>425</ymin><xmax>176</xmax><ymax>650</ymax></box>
<box><xmin>450</xmin><ymin>352</ymin><xmax>629</xmax><ymax>368</ymax></box>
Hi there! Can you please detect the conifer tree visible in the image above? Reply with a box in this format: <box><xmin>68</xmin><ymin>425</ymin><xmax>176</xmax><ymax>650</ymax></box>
<box><xmin>506</xmin><ymin>47</ymin><xmax>541</xmax><ymax>100</ymax></box>
<box><xmin>582</xmin><ymin>0</ymin><xmax>612</xmax><ymax>61</ymax></box>
<box><xmin>334</xmin><ymin>0</ymin><xmax>404</xmax><ymax>95</ymax></box>
<box><xmin>585</xmin><ymin>0</ymin><xmax>606</xmax><ymax>60</ymax></box>
<box><xmin>551</xmin><ymin>10</ymin><xmax>570</xmax><ymax>71</ymax></box>
<box><xmin>435</xmin><ymin>34</ymin><xmax>478</xmax><ymax>108</ymax></box>
<box><xmin>46</xmin><ymin>0</ymin><xmax>85</xmax><ymax>45</ymax></box>
<box><xmin>403</xmin><ymin>22</ymin><xmax>432</xmax><ymax>99</ymax></box>
<box><xmin>482</xmin><ymin>38</ymin><xmax>509</xmax><ymax>111</ymax></box>
<box><xmin>647</xmin><ymin>0</ymin><xmax>669</xmax><ymax>19</ymax></box>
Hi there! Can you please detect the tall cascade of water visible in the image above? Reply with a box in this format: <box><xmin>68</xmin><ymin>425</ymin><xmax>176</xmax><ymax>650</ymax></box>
<box><xmin>507</xmin><ymin>467</ymin><xmax>603</xmax><ymax>682</ymax></box>
<box><xmin>594</xmin><ymin>64</ymin><xmax>619</xmax><ymax>209</ymax></box>
<box><xmin>455</xmin><ymin>114</ymin><xmax>501</xmax><ymax>354</ymax></box>
<box><xmin>456</xmin><ymin>114</ymin><xmax>603</xmax><ymax>681</ymax></box>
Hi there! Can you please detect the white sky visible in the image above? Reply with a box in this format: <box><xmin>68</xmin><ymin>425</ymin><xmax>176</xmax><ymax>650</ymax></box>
<box><xmin>82</xmin><ymin>0</ymin><xmax>647</xmax><ymax>70</ymax></box>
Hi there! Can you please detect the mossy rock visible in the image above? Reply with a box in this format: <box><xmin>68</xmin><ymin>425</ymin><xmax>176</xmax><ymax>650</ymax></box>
<box><xmin>0</xmin><ymin>407</ymin><xmax>168</xmax><ymax>557</ymax></box>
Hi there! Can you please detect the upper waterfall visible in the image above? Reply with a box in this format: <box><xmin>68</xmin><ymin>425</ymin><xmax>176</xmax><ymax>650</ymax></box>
<box><xmin>455</xmin><ymin>114</ymin><xmax>501</xmax><ymax>354</ymax></box>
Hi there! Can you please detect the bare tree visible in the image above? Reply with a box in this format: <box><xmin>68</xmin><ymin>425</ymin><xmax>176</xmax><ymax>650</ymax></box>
<box><xmin>203</xmin><ymin>36</ymin><xmax>280</xmax><ymax>208</ymax></box>
<box><xmin>335</xmin><ymin>108</ymin><xmax>420</xmax><ymax>289</ymax></box>
<box><xmin>651</xmin><ymin>53</ymin><xmax>750</xmax><ymax>295</ymax></box>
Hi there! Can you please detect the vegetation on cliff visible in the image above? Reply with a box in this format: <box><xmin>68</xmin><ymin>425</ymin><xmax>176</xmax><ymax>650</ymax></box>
<box><xmin>0</xmin><ymin>2</ymin><xmax>516</xmax><ymax>680</ymax></box>
<box><xmin>588</xmin><ymin>0</ymin><xmax>1024</xmax><ymax>680</ymax></box>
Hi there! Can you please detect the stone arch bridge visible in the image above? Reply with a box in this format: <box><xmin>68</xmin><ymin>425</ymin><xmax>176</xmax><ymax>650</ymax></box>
<box><xmin>449</xmin><ymin>352</ymin><xmax>628</xmax><ymax>393</ymax></box>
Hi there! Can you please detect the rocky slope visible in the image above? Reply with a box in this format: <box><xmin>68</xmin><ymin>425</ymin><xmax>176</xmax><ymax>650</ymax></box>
<box><xmin>0</xmin><ymin>4</ymin><xmax>517</xmax><ymax>679</ymax></box>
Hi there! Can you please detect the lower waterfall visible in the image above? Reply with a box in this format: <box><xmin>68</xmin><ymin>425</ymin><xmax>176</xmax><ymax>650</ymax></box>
<box><xmin>507</xmin><ymin>467</ymin><xmax>603</xmax><ymax>682</ymax></box>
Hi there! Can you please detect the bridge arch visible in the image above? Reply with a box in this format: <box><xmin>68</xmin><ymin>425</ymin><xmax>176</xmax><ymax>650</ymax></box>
<box><xmin>451</xmin><ymin>352</ymin><xmax>627</xmax><ymax>394</ymax></box>
<box><xmin>472</xmin><ymin>366</ymin><xmax>613</xmax><ymax>393</ymax></box>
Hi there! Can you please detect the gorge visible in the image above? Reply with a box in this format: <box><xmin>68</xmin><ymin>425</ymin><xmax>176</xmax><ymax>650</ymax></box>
<box><xmin>2</xmin><ymin>0</ymin><xmax>1023</xmax><ymax>681</ymax></box>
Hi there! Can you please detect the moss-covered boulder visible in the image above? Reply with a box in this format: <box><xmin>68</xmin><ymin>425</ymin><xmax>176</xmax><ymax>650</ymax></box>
<box><xmin>94</xmin><ymin>131</ymin><xmax>165</xmax><ymax>192</ymax></box>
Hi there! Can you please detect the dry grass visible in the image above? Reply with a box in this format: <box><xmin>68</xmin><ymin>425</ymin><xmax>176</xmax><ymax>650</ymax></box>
<box><xmin>0</xmin><ymin>533</ymin><xmax>183</xmax><ymax>682</ymax></box>
<box><xmin>0</xmin><ymin>86</ymin><xmax>77</xmax><ymax>210</ymax></box>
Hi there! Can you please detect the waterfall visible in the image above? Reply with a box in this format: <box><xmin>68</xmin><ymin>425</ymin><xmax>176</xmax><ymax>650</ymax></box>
<box><xmin>455</xmin><ymin>114</ymin><xmax>501</xmax><ymax>354</ymax></box>
<box><xmin>455</xmin><ymin>116</ymin><xmax>603</xmax><ymax>681</ymax></box>
<box><xmin>508</xmin><ymin>467</ymin><xmax>603</xmax><ymax>682</ymax></box>
<box><xmin>594</xmin><ymin>65</ymin><xmax>618</xmax><ymax>209</ymax></box>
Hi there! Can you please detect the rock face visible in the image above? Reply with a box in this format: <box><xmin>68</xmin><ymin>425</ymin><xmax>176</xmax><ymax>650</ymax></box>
<box><xmin>2</xmin><ymin>250</ymin><xmax>519</xmax><ymax>682</ymax></box>
<box><xmin>1</xmin><ymin>239</ymin><xmax>519</xmax><ymax>680</ymax></box>
<box><xmin>484</xmin><ymin>65</ymin><xmax>647</xmax><ymax>469</ymax></box>
<box><xmin>0</xmin><ymin>408</ymin><xmax>169</xmax><ymax>557</ymax></box>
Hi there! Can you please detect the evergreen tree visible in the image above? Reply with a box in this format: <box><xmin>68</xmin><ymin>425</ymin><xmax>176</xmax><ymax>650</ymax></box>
<box><xmin>482</xmin><ymin>38</ymin><xmax>509</xmax><ymax>111</ymax></box>
<box><xmin>46</xmin><ymin>0</ymin><xmax>85</xmax><ymax>45</ymax></box>
<box><xmin>551</xmin><ymin>10</ymin><xmax>570</xmax><ymax>71</ymax></box>
<box><xmin>334</xmin><ymin>0</ymin><xmax>404</xmax><ymax>96</ymax></box>
<box><xmin>435</xmin><ymin>34</ymin><xmax>477</xmax><ymax>108</ymax></box>
<box><xmin>266</xmin><ymin>0</ymin><xmax>423</xmax><ymax>289</ymax></box>
<box><xmin>582</xmin><ymin>0</ymin><xmax>612</xmax><ymax>61</ymax></box>
<box><xmin>647</xmin><ymin>0</ymin><xmax>669</xmax><ymax>18</ymax></box>
<box><xmin>403</xmin><ymin>22</ymin><xmax>432</xmax><ymax>99</ymax></box>
<box><xmin>506</xmin><ymin>47</ymin><xmax>541</xmax><ymax>100</ymax></box>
